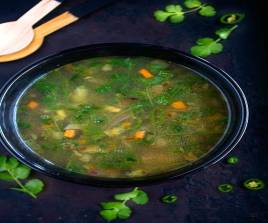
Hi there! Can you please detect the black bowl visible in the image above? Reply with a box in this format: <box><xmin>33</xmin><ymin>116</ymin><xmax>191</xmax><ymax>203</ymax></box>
<box><xmin>0</xmin><ymin>43</ymin><xmax>248</xmax><ymax>186</ymax></box>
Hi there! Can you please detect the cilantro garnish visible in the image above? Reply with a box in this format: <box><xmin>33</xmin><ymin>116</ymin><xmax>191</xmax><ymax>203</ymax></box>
<box><xmin>198</xmin><ymin>5</ymin><xmax>216</xmax><ymax>16</ymax></box>
<box><xmin>100</xmin><ymin>202</ymin><xmax>132</xmax><ymax>221</ymax></box>
<box><xmin>0</xmin><ymin>155</ymin><xmax>44</xmax><ymax>198</ymax></box>
<box><xmin>191</xmin><ymin>38</ymin><xmax>223</xmax><ymax>57</ymax></box>
<box><xmin>191</xmin><ymin>24</ymin><xmax>238</xmax><ymax>57</ymax></box>
<box><xmin>153</xmin><ymin>2</ymin><xmax>245</xmax><ymax>58</ymax></box>
<box><xmin>99</xmin><ymin>187</ymin><xmax>149</xmax><ymax>222</ymax></box>
<box><xmin>154</xmin><ymin>1</ymin><xmax>216</xmax><ymax>24</ymax></box>
<box><xmin>184</xmin><ymin>0</ymin><xmax>202</xmax><ymax>9</ymax></box>
<box><xmin>154</xmin><ymin>5</ymin><xmax>185</xmax><ymax>23</ymax></box>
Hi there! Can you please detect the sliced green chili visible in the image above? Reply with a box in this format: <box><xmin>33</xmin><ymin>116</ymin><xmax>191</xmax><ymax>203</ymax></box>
<box><xmin>161</xmin><ymin>194</ymin><xmax>177</xmax><ymax>203</ymax></box>
<box><xmin>227</xmin><ymin>156</ymin><xmax>239</xmax><ymax>164</ymax></box>
<box><xmin>220</xmin><ymin>13</ymin><xmax>245</xmax><ymax>24</ymax></box>
<box><xmin>243</xmin><ymin>179</ymin><xmax>265</xmax><ymax>190</ymax></box>
<box><xmin>218</xmin><ymin>183</ymin><xmax>233</xmax><ymax>192</ymax></box>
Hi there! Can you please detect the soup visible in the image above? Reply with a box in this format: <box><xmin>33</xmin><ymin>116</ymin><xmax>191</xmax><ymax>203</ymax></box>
<box><xmin>16</xmin><ymin>56</ymin><xmax>228</xmax><ymax>178</ymax></box>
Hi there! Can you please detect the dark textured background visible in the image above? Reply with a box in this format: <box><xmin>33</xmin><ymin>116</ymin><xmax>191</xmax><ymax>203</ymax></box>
<box><xmin>0</xmin><ymin>0</ymin><xmax>267</xmax><ymax>222</ymax></box>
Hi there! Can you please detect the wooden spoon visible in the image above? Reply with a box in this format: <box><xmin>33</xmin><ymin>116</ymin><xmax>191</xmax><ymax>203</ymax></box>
<box><xmin>0</xmin><ymin>0</ymin><xmax>117</xmax><ymax>63</ymax></box>
<box><xmin>0</xmin><ymin>0</ymin><xmax>64</xmax><ymax>56</ymax></box>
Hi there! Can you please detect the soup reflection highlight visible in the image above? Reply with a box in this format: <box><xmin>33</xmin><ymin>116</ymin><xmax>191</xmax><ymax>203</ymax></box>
<box><xmin>17</xmin><ymin>57</ymin><xmax>228</xmax><ymax>178</ymax></box>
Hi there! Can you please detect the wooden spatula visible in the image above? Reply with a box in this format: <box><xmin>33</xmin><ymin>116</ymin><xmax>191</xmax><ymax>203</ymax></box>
<box><xmin>0</xmin><ymin>0</ymin><xmax>65</xmax><ymax>56</ymax></box>
<box><xmin>0</xmin><ymin>0</ymin><xmax>117</xmax><ymax>62</ymax></box>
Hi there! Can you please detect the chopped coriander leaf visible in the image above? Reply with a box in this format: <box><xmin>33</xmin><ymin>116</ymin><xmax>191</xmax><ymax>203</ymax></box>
<box><xmin>220</xmin><ymin>13</ymin><xmax>245</xmax><ymax>24</ymax></box>
<box><xmin>191</xmin><ymin>38</ymin><xmax>223</xmax><ymax>57</ymax></box>
<box><xmin>0</xmin><ymin>155</ymin><xmax>44</xmax><ymax>198</ymax></box>
<box><xmin>100</xmin><ymin>188</ymin><xmax>148</xmax><ymax>221</ymax></box>
<box><xmin>154</xmin><ymin>95</ymin><xmax>170</xmax><ymax>105</ymax></box>
<box><xmin>114</xmin><ymin>187</ymin><xmax>139</xmax><ymax>201</ymax></box>
<box><xmin>218</xmin><ymin>183</ymin><xmax>233</xmax><ymax>192</ymax></box>
<box><xmin>23</xmin><ymin>179</ymin><xmax>44</xmax><ymax>195</ymax></box>
<box><xmin>184</xmin><ymin>0</ymin><xmax>202</xmax><ymax>9</ymax></box>
<box><xmin>199</xmin><ymin>5</ymin><xmax>216</xmax><ymax>17</ymax></box>
<box><xmin>226</xmin><ymin>156</ymin><xmax>239</xmax><ymax>164</ymax></box>
<box><xmin>161</xmin><ymin>194</ymin><xmax>178</xmax><ymax>203</ymax></box>
<box><xmin>100</xmin><ymin>202</ymin><xmax>132</xmax><ymax>221</ymax></box>
<box><xmin>132</xmin><ymin>189</ymin><xmax>149</xmax><ymax>205</ymax></box>
<box><xmin>17</xmin><ymin>121</ymin><xmax>31</xmax><ymax>129</ymax></box>
<box><xmin>243</xmin><ymin>179</ymin><xmax>265</xmax><ymax>190</ymax></box>
<box><xmin>114</xmin><ymin>187</ymin><xmax>149</xmax><ymax>205</ymax></box>
<box><xmin>154</xmin><ymin>4</ymin><xmax>185</xmax><ymax>23</ymax></box>
<box><xmin>95</xmin><ymin>84</ymin><xmax>113</xmax><ymax>93</ymax></box>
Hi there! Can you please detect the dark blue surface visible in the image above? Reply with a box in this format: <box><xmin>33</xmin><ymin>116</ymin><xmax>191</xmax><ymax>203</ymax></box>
<box><xmin>0</xmin><ymin>0</ymin><xmax>267</xmax><ymax>222</ymax></box>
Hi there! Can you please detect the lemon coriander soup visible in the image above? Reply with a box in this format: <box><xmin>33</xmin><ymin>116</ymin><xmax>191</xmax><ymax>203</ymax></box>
<box><xmin>16</xmin><ymin>56</ymin><xmax>228</xmax><ymax>178</ymax></box>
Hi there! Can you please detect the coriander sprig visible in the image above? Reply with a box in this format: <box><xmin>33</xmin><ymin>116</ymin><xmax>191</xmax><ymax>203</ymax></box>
<box><xmin>191</xmin><ymin>24</ymin><xmax>239</xmax><ymax>57</ymax></box>
<box><xmin>100</xmin><ymin>187</ymin><xmax>149</xmax><ymax>222</ymax></box>
<box><xmin>154</xmin><ymin>0</ymin><xmax>216</xmax><ymax>24</ymax></box>
<box><xmin>0</xmin><ymin>155</ymin><xmax>44</xmax><ymax>198</ymax></box>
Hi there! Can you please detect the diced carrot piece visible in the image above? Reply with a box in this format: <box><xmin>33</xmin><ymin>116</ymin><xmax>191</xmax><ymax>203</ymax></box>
<box><xmin>171</xmin><ymin>101</ymin><xmax>187</xmax><ymax>110</ymax></box>
<box><xmin>27</xmin><ymin>100</ymin><xmax>39</xmax><ymax>109</ymax></box>
<box><xmin>139</xmin><ymin>69</ymin><xmax>154</xmax><ymax>79</ymax></box>
<box><xmin>134</xmin><ymin>130</ymin><xmax>146</xmax><ymax>139</ymax></box>
<box><xmin>64</xmin><ymin>129</ymin><xmax>76</xmax><ymax>138</ymax></box>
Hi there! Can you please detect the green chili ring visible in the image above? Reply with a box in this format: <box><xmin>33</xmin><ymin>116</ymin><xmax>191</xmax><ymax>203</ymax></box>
<box><xmin>161</xmin><ymin>194</ymin><xmax>177</xmax><ymax>203</ymax></box>
<box><xmin>227</xmin><ymin>156</ymin><xmax>239</xmax><ymax>164</ymax></box>
<box><xmin>220</xmin><ymin>13</ymin><xmax>245</xmax><ymax>24</ymax></box>
<box><xmin>243</xmin><ymin>179</ymin><xmax>265</xmax><ymax>190</ymax></box>
<box><xmin>218</xmin><ymin>183</ymin><xmax>233</xmax><ymax>192</ymax></box>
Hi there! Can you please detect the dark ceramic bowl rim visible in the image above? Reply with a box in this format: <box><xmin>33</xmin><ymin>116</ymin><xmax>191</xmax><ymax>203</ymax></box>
<box><xmin>0</xmin><ymin>43</ymin><xmax>249</xmax><ymax>187</ymax></box>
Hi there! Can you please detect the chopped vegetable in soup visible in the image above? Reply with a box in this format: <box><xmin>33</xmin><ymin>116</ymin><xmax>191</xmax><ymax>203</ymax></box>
<box><xmin>16</xmin><ymin>56</ymin><xmax>228</xmax><ymax>178</ymax></box>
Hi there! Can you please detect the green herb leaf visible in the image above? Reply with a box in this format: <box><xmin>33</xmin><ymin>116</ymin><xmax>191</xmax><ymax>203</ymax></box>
<box><xmin>0</xmin><ymin>155</ymin><xmax>7</xmax><ymax>171</ymax></box>
<box><xmin>132</xmin><ymin>190</ymin><xmax>149</xmax><ymax>205</ymax></box>
<box><xmin>114</xmin><ymin>188</ymin><xmax>139</xmax><ymax>201</ymax></box>
<box><xmin>14</xmin><ymin>164</ymin><xmax>31</xmax><ymax>180</ymax></box>
<box><xmin>100</xmin><ymin>210</ymin><xmax>117</xmax><ymax>222</ymax></box>
<box><xmin>184</xmin><ymin>0</ymin><xmax>202</xmax><ymax>9</ymax></box>
<box><xmin>101</xmin><ymin>201</ymin><xmax>126</xmax><ymax>210</ymax></box>
<box><xmin>100</xmin><ymin>188</ymin><xmax>148</xmax><ymax>221</ymax></box>
<box><xmin>199</xmin><ymin>5</ymin><xmax>216</xmax><ymax>17</ymax></box>
<box><xmin>154</xmin><ymin>5</ymin><xmax>185</xmax><ymax>23</ymax></box>
<box><xmin>191</xmin><ymin>38</ymin><xmax>223</xmax><ymax>57</ymax></box>
<box><xmin>0</xmin><ymin>155</ymin><xmax>45</xmax><ymax>198</ymax></box>
<box><xmin>100</xmin><ymin>202</ymin><xmax>132</xmax><ymax>221</ymax></box>
<box><xmin>5</xmin><ymin>157</ymin><xmax>19</xmax><ymax>170</ymax></box>
<box><xmin>215</xmin><ymin>25</ymin><xmax>237</xmax><ymax>40</ymax></box>
<box><xmin>154</xmin><ymin>95</ymin><xmax>170</xmax><ymax>105</ymax></box>
<box><xmin>114</xmin><ymin>187</ymin><xmax>148</xmax><ymax>205</ymax></box>
<box><xmin>24</xmin><ymin>179</ymin><xmax>44</xmax><ymax>195</ymax></box>
<box><xmin>0</xmin><ymin>172</ymin><xmax>14</xmax><ymax>181</ymax></box>
<box><xmin>95</xmin><ymin>84</ymin><xmax>112</xmax><ymax>93</ymax></box>
<box><xmin>117</xmin><ymin>206</ymin><xmax>132</xmax><ymax>219</ymax></box>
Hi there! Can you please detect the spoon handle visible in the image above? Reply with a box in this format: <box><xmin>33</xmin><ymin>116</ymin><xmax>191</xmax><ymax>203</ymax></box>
<box><xmin>36</xmin><ymin>0</ymin><xmax>117</xmax><ymax>37</ymax></box>
<box><xmin>18</xmin><ymin>0</ymin><xmax>64</xmax><ymax>26</ymax></box>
